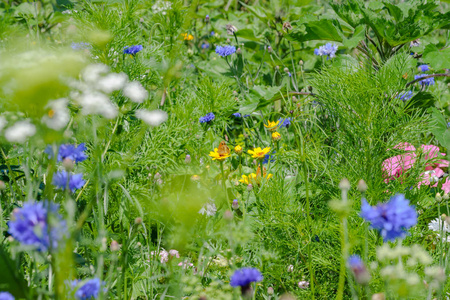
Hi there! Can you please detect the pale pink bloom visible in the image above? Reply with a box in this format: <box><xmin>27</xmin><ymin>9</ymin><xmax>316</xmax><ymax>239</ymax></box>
<box><xmin>418</xmin><ymin>167</ymin><xmax>445</xmax><ymax>188</ymax></box>
<box><xmin>392</xmin><ymin>143</ymin><xmax>416</xmax><ymax>151</ymax></box>
<box><xmin>178</xmin><ymin>260</ymin><xmax>194</xmax><ymax>269</ymax></box>
<box><xmin>421</xmin><ymin>145</ymin><xmax>443</xmax><ymax>160</ymax></box>
<box><xmin>298</xmin><ymin>281</ymin><xmax>309</xmax><ymax>289</ymax></box>
<box><xmin>169</xmin><ymin>249</ymin><xmax>180</xmax><ymax>258</ymax></box>
<box><xmin>159</xmin><ymin>250</ymin><xmax>169</xmax><ymax>263</ymax></box>
<box><xmin>382</xmin><ymin>153</ymin><xmax>416</xmax><ymax>182</ymax></box>
<box><xmin>442</xmin><ymin>178</ymin><xmax>450</xmax><ymax>194</ymax></box>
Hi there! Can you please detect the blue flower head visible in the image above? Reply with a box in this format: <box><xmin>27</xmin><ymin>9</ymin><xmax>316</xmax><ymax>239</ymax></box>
<box><xmin>230</xmin><ymin>268</ymin><xmax>263</xmax><ymax>287</ymax></box>
<box><xmin>215</xmin><ymin>45</ymin><xmax>236</xmax><ymax>57</ymax></box>
<box><xmin>314</xmin><ymin>43</ymin><xmax>338</xmax><ymax>60</ymax></box>
<box><xmin>199</xmin><ymin>112</ymin><xmax>215</xmax><ymax>123</ymax></box>
<box><xmin>201</xmin><ymin>43</ymin><xmax>209</xmax><ymax>49</ymax></box>
<box><xmin>360</xmin><ymin>194</ymin><xmax>417</xmax><ymax>241</ymax></box>
<box><xmin>123</xmin><ymin>45</ymin><xmax>143</xmax><ymax>55</ymax></box>
<box><xmin>210</xmin><ymin>31</ymin><xmax>215</xmax><ymax>36</ymax></box>
<box><xmin>8</xmin><ymin>201</ymin><xmax>66</xmax><ymax>251</ymax></box>
<box><xmin>396</xmin><ymin>91</ymin><xmax>413</xmax><ymax>101</ymax></box>
<box><xmin>418</xmin><ymin>64</ymin><xmax>429</xmax><ymax>72</ymax></box>
<box><xmin>52</xmin><ymin>171</ymin><xmax>85</xmax><ymax>192</ymax></box>
<box><xmin>348</xmin><ymin>255</ymin><xmax>364</xmax><ymax>270</ymax></box>
<box><xmin>45</xmin><ymin>144</ymin><xmax>88</xmax><ymax>163</ymax></box>
<box><xmin>232</xmin><ymin>113</ymin><xmax>241</xmax><ymax>118</ymax></box>
<box><xmin>263</xmin><ymin>151</ymin><xmax>276</xmax><ymax>164</ymax></box>
<box><xmin>74</xmin><ymin>278</ymin><xmax>101</xmax><ymax>300</ymax></box>
<box><xmin>0</xmin><ymin>292</ymin><xmax>14</xmax><ymax>300</ymax></box>
<box><xmin>414</xmin><ymin>74</ymin><xmax>435</xmax><ymax>86</ymax></box>
<box><xmin>278</xmin><ymin>117</ymin><xmax>291</xmax><ymax>128</ymax></box>
<box><xmin>71</xmin><ymin>42</ymin><xmax>92</xmax><ymax>51</ymax></box>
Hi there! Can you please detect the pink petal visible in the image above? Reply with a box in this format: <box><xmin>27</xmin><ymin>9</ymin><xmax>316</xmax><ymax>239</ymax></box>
<box><xmin>392</xmin><ymin>143</ymin><xmax>416</xmax><ymax>151</ymax></box>
<box><xmin>421</xmin><ymin>145</ymin><xmax>441</xmax><ymax>160</ymax></box>
<box><xmin>442</xmin><ymin>178</ymin><xmax>450</xmax><ymax>194</ymax></box>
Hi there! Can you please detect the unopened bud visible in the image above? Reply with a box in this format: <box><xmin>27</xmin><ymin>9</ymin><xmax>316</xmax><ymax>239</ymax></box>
<box><xmin>441</xmin><ymin>214</ymin><xmax>447</xmax><ymax>221</ymax></box>
<box><xmin>282</xmin><ymin>21</ymin><xmax>292</xmax><ymax>31</ymax></box>
<box><xmin>62</xmin><ymin>158</ymin><xmax>75</xmax><ymax>171</ymax></box>
<box><xmin>110</xmin><ymin>240</ymin><xmax>120</xmax><ymax>252</ymax></box>
<box><xmin>284</xmin><ymin>67</ymin><xmax>289</xmax><ymax>73</ymax></box>
<box><xmin>357</xmin><ymin>179</ymin><xmax>368</xmax><ymax>193</ymax></box>
<box><xmin>267</xmin><ymin>287</ymin><xmax>274</xmax><ymax>295</ymax></box>
<box><xmin>444</xmin><ymin>193</ymin><xmax>449</xmax><ymax>200</ymax></box>
<box><xmin>272</xmin><ymin>131</ymin><xmax>281</xmax><ymax>142</ymax></box>
<box><xmin>287</xmin><ymin>264</ymin><xmax>294</xmax><ymax>272</ymax></box>
<box><xmin>247</xmin><ymin>184</ymin><xmax>253</xmax><ymax>191</ymax></box>
<box><xmin>135</xmin><ymin>217</ymin><xmax>142</xmax><ymax>224</ymax></box>
<box><xmin>223</xmin><ymin>210</ymin><xmax>233</xmax><ymax>220</ymax></box>
<box><xmin>275</xmin><ymin>65</ymin><xmax>280</xmax><ymax>70</ymax></box>
<box><xmin>205</xmin><ymin>14</ymin><xmax>209</xmax><ymax>21</ymax></box>
<box><xmin>436</xmin><ymin>192</ymin><xmax>442</xmax><ymax>202</ymax></box>
<box><xmin>236</xmin><ymin>48</ymin><xmax>242</xmax><ymax>55</ymax></box>
<box><xmin>267</xmin><ymin>46</ymin><xmax>272</xmax><ymax>53</ymax></box>
<box><xmin>232</xmin><ymin>199</ymin><xmax>239</xmax><ymax>210</ymax></box>
<box><xmin>185</xmin><ymin>154</ymin><xmax>191</xmax><ymax>164</ymax></box>
<box><xmin>226</xmin><ymin>38</ymin><xmax>231</xmax><ymax>43</ymax></box>
<box><xmin>339</xmin><ymin>178</ymin><xmax>350</xmax><ymax>191</ymax></box>
<box><xmin>299</xmin><ymin>60</ymin><xmax>303</xmax><ymax>65</ymax></box>
<box><xmin>154</xmin><ymin>172</ymin><xmax>161</xmax><ymax>179</ymax></box>
<box><xmin>289</xmin><ymin>110</ymin><xmax>294</xmax><ymax>114</ymax></box>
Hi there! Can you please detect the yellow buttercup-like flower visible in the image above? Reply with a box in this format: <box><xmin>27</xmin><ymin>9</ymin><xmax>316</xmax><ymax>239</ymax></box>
<box><xmin>272</xmin><ymin>131</ymin><xmax>281</xmax><ymax>141</ymax></box>
<box><xmin>239</xmin><ymin>167</ymin><xmax>272</xmax><ymax>185</ymax></box>
<box><xmin>248</xmin><ymin>147</ymin><xmax>271</xmax><ymax>159</ymax></box>
<box><xmin>264</xmin><ymin>120</ymin><xmax>279</xmax><ymax>131</ymax></box>
<box><xmin>209</xmin><ymin>148</ymin><xmax>231</xmax><ymax>161</ymax></box>
<box><xmin>182</xmin><ymin>33</ymin><xmax>194</xmax><ymax>41</ymax></box>
<box><xmin>234</xmin><ymin>145</ymin><xmax>243</xmax><ymax>155</ymax></box>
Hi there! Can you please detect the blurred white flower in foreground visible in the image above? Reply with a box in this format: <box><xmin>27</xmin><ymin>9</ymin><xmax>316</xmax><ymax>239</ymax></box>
<box><xmin>5</xmin><ymin>120</ymin><xmax>36</xmax><ymax>143</ymax></box>
<box><xmin>135</xmin><ymin>109</ymin><xmax>168</xmax><ymax>126</ymax></box>
<box><xmin>97</xmin><ymin>73</ymin><xmax>128</xmax><ymax>93</ymax></box>
<box><xmin>82</xmin><ymin>64</ymin><xmax>110</xmax><ymax>83</ymax></box>
<box><xmin>123</xmin><ymin>81</ymin><xmax>148</xmax><ymax>103</ymax></box>
<box><xmin>42</xmin><ymin>98</ymin><xmax>70</xmax><ymax>130</ymax></box>
<box><xmin>75</xmin><ymin>92</ymin><xmax>118</xmax><ymax>119</ymax></box>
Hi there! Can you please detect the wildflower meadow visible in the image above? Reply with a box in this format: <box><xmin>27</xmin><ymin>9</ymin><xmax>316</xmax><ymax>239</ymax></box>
<box><xmin>1</xmin><ymin>0</ymin><xmax>450</xmax><ymax>299</ymax></box>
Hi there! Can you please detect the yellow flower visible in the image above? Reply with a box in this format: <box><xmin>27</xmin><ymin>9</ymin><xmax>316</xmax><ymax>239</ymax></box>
<box><xmin>264</xmin><ymin>120</ymin><xmax>279</xmax><ymax>131</ymax></box>
<box><xmin>234</xmin><ymin>145</ymin><xmax>243</xmax><ymax>155</ymax></box>
<box><xmin>182</xmin><ymin>33</ymin><xmax>194</xmax><ymax>41</ymax></box>
<box><xmin>239</xmin><ymin>167</ymin><xmax>272</xmax><ymax>185</ymax></box>
<box><xmin>272</xmin><ymin>131</ymin><xmax>281</xmax><ymax>141</ymax></box>
<box><xmin>248</xmin><ymin>147</ymin><xmax>270</xmax><ymax>159</ymax></box>
<box><xmin>209</xmin><ymin>148</ymin><xmax>231</xmax><ymax>161</ymax></box>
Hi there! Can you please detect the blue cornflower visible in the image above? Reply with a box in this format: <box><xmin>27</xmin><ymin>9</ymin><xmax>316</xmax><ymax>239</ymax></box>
<box><xmin>278</xmin><ymin>117</ymin><xmax>291</xmax><ymax>128</ymax></box>
<box><xmin>0</xmin><ymin>292</ymin><xmax>14</xmax><ymax>300</ymax></box>
<box><xmin>52</xmin><ymin>171</ymin><xmax>85</xmax><ymax>192</ymax></box>
<box><xmin>418</xmin><ymin>64</ymin><xmax>429</xmax><ymax>72</ymax></box>
<box><xmin>314</xmin><ymin>43</ymin><xmax>338</xmax><ymax>59</ymax></box>
<box><xmin>201</xmin><ymin>43</ymin><xmax>209</xmax><ymax>49</ymax></box>
<box><xmin>396</xmin><ymin>91</ymin><xmax>413</xmax><ymax>101</ymax></box>
<box><xmin>74</xmin><ymin>278</ymin><xmax>101</xmax><ymax>300</ymax></box>
<box><xmin>232</xmin><ymin>113</ymin><xmax>241</xmax><ymax>118</ymax></box>
<box><xmin>215</xmin><ymin>45</ymin><xmax>236</xmax><ymax>57</ymax></box>
<box><xmin>263</xmin><ymin>151</ymin><xmax>276</xmax><ymax>164</ymax></box>
<box><xmin>8</xmin><ymin>201</ymin><xmax>66</xmax><ymax>251</ymax></box>
<box><xmin>360</xmin><ymin>194</ymin><xmax>417</xmax><ymax>241</ymax></box>
<box><xmin>348</xmin><ymin>255</ymin><xmax>370</xmax><ymax>284</ymax></box>
<box><xmin>414</xmin><ymin>74</ymin><xmax>435</xmax><ymax>86</ymax></box>
<box><xmin>244</xmin><ymin>114</ymin><xmax>251</xmax><ymax>117</ymax></box>
<box><xmin>58</xmin><ymin>144</ymin><xmax>87</xmax><ymax>163</ymax></box>
<box><xmin>210</xmin><ymin>31</ymin><xmax>215</xmax><ymax>36</ymax></box>
<box><xmin>123</xmin><ymin>45</ymin><xmax>143</xmax><ymax>55</ymax></box>
<box><xmin>230</xmin><ymin>268</ymin><xmax>263</xmax><ymax>287</ymax></box>
<box><xmin>71</xmin><ymin>42</ymin><xmax>92</xmax><ymax>51</ymax></box>
<box><xmin>348</xmin><ymin>255</ymin><xmax>364</xmax><ymax>270</ymax></box>
<box><xmin>199</xmin><ymin>112</ymin><xmax>215</xmax><ymax>123</ymax></box>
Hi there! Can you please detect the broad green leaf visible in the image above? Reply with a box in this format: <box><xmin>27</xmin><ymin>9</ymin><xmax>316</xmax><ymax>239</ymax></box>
<box><xmin>288</xmin><ymin>19</ymin><xmax>344</xmax><ymax>42</ymax></box>
<box><xmin>235</xmin><ymin>28</ymin><xmax>261</xmax><ymax>42</ymax></box>
<box><xmin>342</xmin><ymin>25</ymin><xmax>365</xmax><ymax>49</ymax></box>
<box><xmin>422</xmin><ymin>44</ymin><xmax>450</xmax><ymax>70</ymax></box>
<box><xmin>251</xmin><ymin>85</ymin><xmax>282</xmax><ymax>100</ymax></box>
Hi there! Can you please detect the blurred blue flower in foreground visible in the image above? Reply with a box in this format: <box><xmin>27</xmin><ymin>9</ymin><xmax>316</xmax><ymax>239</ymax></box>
<box><xmin>232</xmin><ymin>113</ymin><xmax>241</xmax><ymax>117</ymax></box>
<box><xmin>396</xmin><ymin>91</ymin><xmax>413</xmax><ymax>101</ymax></box>
<box><xmin>278</xmin><ymin>117</ymin><xmax>291</xmax><ymax>128</ymax></box>
<box><xmin>0</xmin><ymin>292</ymin><xmax>14</xmax><ymax>300</ymax></box>
<box><xmin>58</xmin><ymin>144</ymin><xmax>88</xmax><ymax>163</ymax></box>
<box><xmin>360</xmin><ymin>194</ymin><xmax>417</xmax><ymax>241</ymax></box>
<box><xmin>199</xmin><ymin>112</ymin><xmax>215</xmax><ymax>123</ymax></box>
<box><xmin>71</xmin><ymin>42</ymin><xmax>92</xmax><ymax>51</ymax></box>
<box><xmin>123</xmin><ymin>45</ymin><xmax>143</xmax><ymax>55</ymax></box>
<box><xmin>201</xmin><ymin>43</ymin><xmax>209</xmax><ymax>49</ymax></box>
<box><xmin>8</xmin><ymin>201</ymin><xmax>66</xmax><ymax>251</ymax></box>
<box><xmin>414</xmin><ymin>74</ymin><xmax>435</xmax><ymax>86</ymax></box>
<box><xmin>314</xmin><ymin>43</ymin><xmax>338</xmax><ymax>59</ymax></box>
<box><xmin>53</xmin><ymin>171</ymin><xmax>85</xmax><ymax>192</ymax></box>
<box><xmin>418</xmin><ymin>64</ymin><xmax>429</xmax><ymax>72</ymax></box>
<box><xmin>348</xmin><ymin>255</ymin><xmax>371</xmax><ymax>284</ymax></box>
<box><xmin>72</xmin><ymin>278</ymin><xmax>101</xmax><ymax>300</ymax></box>
<box><xmin>215</xmin><ymin>45</ymin><xmax>236</xmax><ymax>57</ymax></box>
<box><xmin>230</xmin><ymin>268</ymin><xmax>263</xmax><ymax>287</ymax></box>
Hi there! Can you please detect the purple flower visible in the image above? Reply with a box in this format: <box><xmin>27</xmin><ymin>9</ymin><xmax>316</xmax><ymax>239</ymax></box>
<box><xmin>8</xmin><ymin>201</ymin><xmax>66</xmax><ymax>251</ymax></box>
<box><xmin>123</xmin><ymin>45</ymin><xmax>143</xmax><ymax>55</ymax></box>
<box><xmin>230</xmin><ymin>268</ymin><xmax>263</xmax><ymax>287</ymax></box>
<box><xmin>0</xmin><ymin>292</ymin><xmax>14</xmax><ymax>300</ymax></box>
<box><xmin>278</xmin><ymin>117</ymin><xmax>291</xmax><ymax>128</ymax></box>
<box><xmin>244</xmin><ymin>114</ymin><xmax>251</xmax><ymax>117</ymax></box>
<box><xmin>74</xmin><ymin>278</ymin><xmax>101</xmax><ymax>300</ymax></box>
<box><xmin>210</xmin><ymin>31</ymin><xmax>215</xmax><ymax>36</ymax></box>
<box><xmin>414</xmin><ymin>74</ymin><xmax>435</xmax><ymax>86</ymax></box>
<box><xmin>52</xmin><ymin>171</ymin><xmax>85</xmax><ymax>192</ymax></box>
<box><xmin>232</xmin><ymin>113</ymin><xmax>241</xmax><ymax>117</ymax></box>
<box><xmin>348</xmin><ymin>255</ymin><xmax>370</xmax><ymax>284</ymax></box>
<box><xmin>71</xmin><ymin>42</ymin><xmax>92</xmax><ymax>51</ymax></box>
<box><xmin>199</xmin><ymin>112</ymin><xmax>215</xmax><ymax>123</ymax></box>
<box><xmin>201</xmin><ymin>43</ymin><xmax>209</xmax><ymax>49</ymax></box>
<box><xmin>314</xmin><ymin>43</ymin><xmax>338</xmax><ymax>59</ymax></box>
<box><xmin>215</xmin><ymin>45</ymin><xmax>236</xmax><ymax>57</ymax></box>
<box><xmin>396</xmin><ymin>91</ymin><xmax>413</xmax><ymax>101</ymax></box>
<box><xmin>58</xmin><ymin>144</ymin><xmax>87</xmax><ymax>163</ymax></box>
<box><xmin>360</xmin><ymin>194</ymin><xmax>417</xmax><ymax>241</ymax></box>
<box><xmin>418</xmin><ymin>65</ymin><xmax>429</xmax><ymax>72</ymax></box>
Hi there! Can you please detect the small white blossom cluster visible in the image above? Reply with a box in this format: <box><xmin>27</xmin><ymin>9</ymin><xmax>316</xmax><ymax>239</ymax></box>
<box><xmin>151</xmin><ymin>249</ymin><xmax>179</xmax><ymax>264</ymax></box>
<box><xmin>152</xmin><ymin>0</ymin><xmax>172</xmax><ymax>15</ymax></box>
<box><xmin>199</xmin><ymin>201</ymin><xmax>217</xmax><ymax>217</ymax></box>
<box><xmin>428</xmin><ymin>218</ymin><xmax>450</xmax><ymax>242</ymax></box>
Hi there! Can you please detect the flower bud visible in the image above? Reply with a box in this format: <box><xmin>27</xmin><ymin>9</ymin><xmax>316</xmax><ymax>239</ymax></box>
<box><xmin>267</xmin><ymin>45</ymin><xmax>273</xmax><ymax>53</ymax></box>
<box><xmin>137</xmin><ymin>242</ymin><xmax>142</xmax><ymax>247</ymax></box>
<box><xmin>275</xmin><ymin>65</ymin><xmax>280</xmax><ymax>70</ymax></box>
<box><xmin>236</xmin><ymin>48</ymin><xmax>242</xmax><ymax>55</ymax></box>
<box><xmin>185</xmin><ymin>154</ymin><xmax>191</xmax><ymax>164</ymax></box>
<box><xmin>223</xmin><ymin>210</ymin><xmax>233</xmax><ymax>220</ymax></box>
<box><xmin>339</xmin><ymin>178</ymin><xmax>350</xmax><ymax>191</ymax></box>
<box><xmin>284</xmin><ymin>67</ymin><xmax>289</xmax><ymax>73</ymax></box>
<box><xmin>135</xmin><ymin>217</ymin><xmax>142</xmax><ymax>224</ymax></box>
<box><xmin>436</xmin><ymin>192</ymin><xmax>442</xmax><ymax>202</ymax></box>
<box><xmin>357</xmin><ymin>179</ymin><xmax>368</xmax><ymax>193</ymax></box>
<box><xmin>62</xmin><ymin>158</ymin><xmax>75</xmax><ymax>171</ymax></box>
<box><xmin>232</xmin><ymin>199</ymin><xmax>239</xmax><ymax>210</ymax></box>
<box><xmin>441</xmin><ymin>214</ymin><xmax>447</xmax><ymax>221</ymax></box>
<box><xmin>154</xmin><ymin>172</ymin><xmax>161</xmax><ymax>179</ymax></box>
<box><xmin>299</xmin><ymin>60</ymin><xmax>303</xmax><ymax>65</ymax></box>
<box><xmin>226</xmin><ymin>38</ymin><xmax>231</xmax><ymax>43</ymax></box>
<box><xmin>247</xmin><ymin>184</ymin><xmax>253</xmax><ymax>191</ymax></box>
<box><xmin>110</xmin><ymin>240</ymin><xmax>120</xmax><ymax>252</ymax></box>
<box><xmin>267</xmin><ymin>287</ymin><xmax>274</xmax><ymax>295</ymax></box>
<box><xmin>205</xmin><ymin>15</ymin><xmax>210</xmax><ymax>21</ymax></box>
<box><xmin>272</xmin><ymin>131</ymin><xmax>281</xmax><ymax>142</ymax></box>
<box><xmin>282</xmin><ymin>21</ymin><xmax>292</xmax><ymax>31</ymax></box>
<box><xmin>234</xmin><ymin>145</ymin><xmax>243</xmax><ymax>155</ymax></box>
<box><xmin>444</xmin><ymin>193</ymin><xmax>449</xmax><ymax>200</ymax></box>
<box><xmin>226</xmin><ymin>24</ymin><xmax>237</xmax><ymax>35</ymax></box>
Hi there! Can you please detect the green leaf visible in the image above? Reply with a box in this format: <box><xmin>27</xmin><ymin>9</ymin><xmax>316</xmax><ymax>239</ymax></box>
<box><xmin>342</xmin><ymin>25</ymin><xmax>365</xmax><ymax>49</ymax></box>
<box><xmin>239</xmin><ymin>2</ymin><xmax>271</xmax><ymax>22</ymax></box>
<box><xmin>235</xmin><ymin>28</ymin><xmax>261</xmax><ymax>42</ymax></box>
<box><xmin>422</xmin><ymin>44</ymin><xmax>450</xmax><ymax>70</ymax></box>
<box><xmin>250</xmin><ymin>85</ymin><xmax>282</xmax><ymax>100</ymax></box>
<box><xmin>288</xmin><ymin>19</ymin><xmax>344</xmax><ymax>42</ymax></box>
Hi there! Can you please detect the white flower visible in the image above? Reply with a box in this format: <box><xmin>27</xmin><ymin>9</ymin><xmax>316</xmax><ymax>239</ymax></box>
<box><xmin>123</xmin><ymin>81</ymin><xmax>148</xmax><ymax>103</ymax></box>
<box><xmin>42</xmin><ymin>98</ymin><xmax>70</xmax><ymax>130</ymax></box>
<box><xmin>135</xmin><ymin>109</ymin><xmax>168</xmax><ymax>126</ymax></box>
<box><xmin>298</xmin><ymin>281</ymin><xmax>309</xmax><ymax>289</ymax></box>
<box><xmin>82</xmin><ymin>64</ymin><xmax>110</xmax><ymax>83</ymax></box>
<box><xmin>97</xmin><ymin>73</ymin><xmax>128</xmax><ymax>94</ymax></box>
<box><xmin>152</xmin><ymin>0</ymin><xmax>172</xmax><ymax>14</ymax></box>
<box><xmin>4</xmin><ymin>120</ymin><xmax>36</xmax><ymax>143</ymax></box>
<box><xmin>75</xmin><ymin>92</ymin><xmax>118</xmax><ymax>119</ymax></box>
<box><xmin>0</xmin><ymin>117</ymin><xmax>7</xmax><ymax>132</ymax></box>
<box><xmin>428</xmin><ymin>218</ymin><xmax>450</xmax><ymax>233</ymax></box>
<box><xmin>199</xmin><ymin>202</ymin><xmax>217</xmax><ymax>217</ymax></box>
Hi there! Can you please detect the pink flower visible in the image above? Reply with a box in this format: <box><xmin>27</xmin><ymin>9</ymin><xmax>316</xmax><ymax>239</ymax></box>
<box><xmin>442</xmin><ymin>178</ymin><xmax>450</xmax><ymax>194</ymax></box>
<box><xmin>382</xmin><ymin>153</ymin><xmax>416</xmax><ymax>182</ymax></box>
<box><xmin>169</xmin><ymin>249</ymin><xmax>180</xmax><ymax>258</ymax></box>
<box><xmin>392</xmin><ymin>143</ymin><xmax>416</xmax><ymax>151</ymax></box>
<box><xmin>418</xmin><ymin>167</ymin><xmax>445</xmax><ymax>188</ymax></box>
<box><xmin>421</xmin><ymin>145</ymin><xmax>442</xmax><ymax>160</ymax></box>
